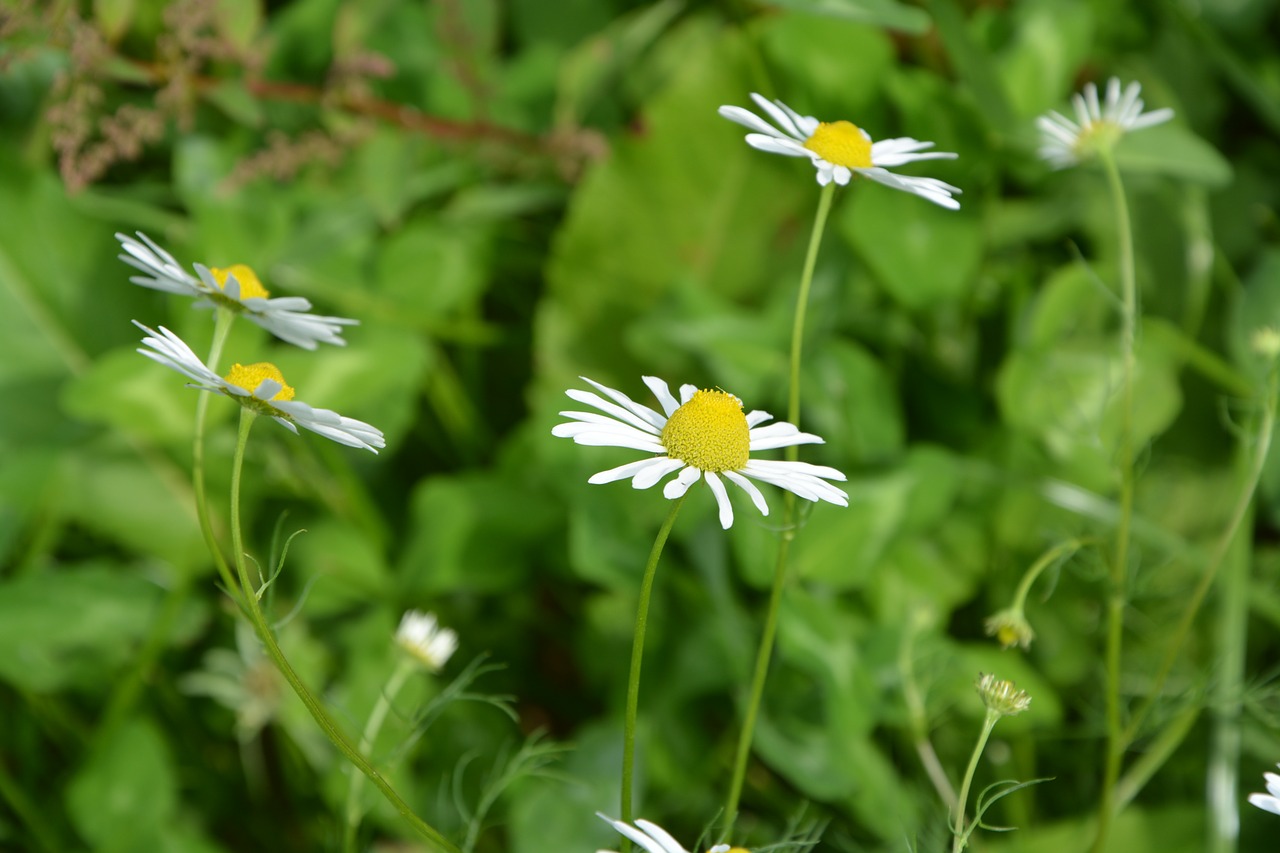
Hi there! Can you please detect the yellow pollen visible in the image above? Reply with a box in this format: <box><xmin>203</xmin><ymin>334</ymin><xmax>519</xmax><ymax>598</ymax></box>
<box><xmin>223</xmin><ymin>362</ymin><xmax>295</xmax><ymax>401</ymax></box>
<box><xmin>803</xmin><ymin>120</ymin><xmax>873</xmax><ymax>168</ymax></box>
<box><xmin>660</xmin><ymin>389</ymin><xmax>749</xmax><ymax>473</ymax></box>
<box><xmin>210</xmin><ymin>264</ymin><xmax>270</xmax><ymax>300</ymax></box>
<box><xmin>997</xmin><ymin>625</ymin><xmax>1019</xmax><ymax>647</ymax></box>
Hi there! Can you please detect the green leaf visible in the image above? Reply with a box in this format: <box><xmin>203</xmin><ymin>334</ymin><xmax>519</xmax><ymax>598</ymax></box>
<box><xmin>1114</xmin><ymin>124</ymin><xmax>1233</xmax><ymax>187</ymax></box>
<box><xmin>764</xmin><ymin>0</ymin><xmax>931</xmax><ymax>34</ymax></box>
<box><xmin>0</xmin><ymin>566</ymin><xmax>166</xmax><ymax>692</ymax></box>
<box><xmin>66</xmin><ymin>718</ymin><xmax>176</xmax><ymax>851</ymax></box>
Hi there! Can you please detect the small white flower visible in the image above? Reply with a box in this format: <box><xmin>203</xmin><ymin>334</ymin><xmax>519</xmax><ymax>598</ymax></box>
<box><xmin>1036</xmin><ymin>77</ymin><xmax>1175</xmax><ymax>169</ymax></box>
<box><xmin>595</xmin><ymin>813</ymin><xmax>740</xmax><ymax>853</ymax></box>
<box><xmin>134</xmin><ymin>321</ymin><xmax>385</xmax><ymax>453</ymax></box>
<box><xmin>976</xmin><ymin>673</ymin><xmax>1032</xmax><ymax>718</ymax></box>
<box><xmin>552</xmin><ymin>376</ymin><xmax>848</xmax><ymax>529</ymax></box>
<box><xmin>395</xmin><ymin>610</ymin><xmax>458</xmax><ymax>672</ymax></box>
<box><xmin>1249</xmin><ymin>765</ymin><xmax>1280</xmax><ymax>816</ymax></box>
<box><xmin>118</xmin><ymin>231</ymin><xmax>357</xmax><ymax>350</ymax></box>
<box><xmin>718</xmin><ymin>92</ymin><xmax>960</xmax><ymax>208</ymax></box>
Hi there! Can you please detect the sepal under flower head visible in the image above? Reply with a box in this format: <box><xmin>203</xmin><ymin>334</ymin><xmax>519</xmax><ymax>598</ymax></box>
<box><xmin>984</xmin><ymin>608</ymin><xmax>1036</xmax><ymax>650</ymax></box>
<box><xmin>133</xmin><ymin>321</ymin><xmax>385</xmax><ymax>453</ymax></box>
<box><xmin>553</xmin><ymin>375</ymin><xmax>848</xmax><ymax>529</ymax></box>
<box><xmin>976</xmin><ymin>673</ymin><xmax>1032</xmax><ymax>717</ymax></box>
<box><xmin>117</xmin><ymin>231</ymin><xmax>358</xmax><ymax>349</ymax></box>
<box><xmin>718</xmin><ymin>92</ymin><xmax>961</xmax><ymax>208</ymax></box>
<box><xmin>1249</xmin><ymin>765</ymin><xmax>1280</xmax><ymax>816</ymax></box>
<box><xmin>1036</xmin><ymin>77</ymin><xmax>1174</xmax><ymax>169</ymax></box>
<box><xmin>395</xmin><ymin>610</ymin><xmax>458</xmax><ymax>672</ymax></box>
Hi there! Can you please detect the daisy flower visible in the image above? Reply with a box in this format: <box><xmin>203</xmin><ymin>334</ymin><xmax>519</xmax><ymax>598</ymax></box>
<box><xmin>552</xmin><ymin>376</ymin><xmax>848</xmax><ymax>529</ymax></box>
<box><xmin>595</xmin><ymin>813</ymin><xmax>746</xmax><ymax>853</ymax></box>
<box><xmin>118</xmin><ymin>231</ymin><xmax>357</xmax><ymax>350</ymax></box>
<box><xmin>395</xmin><ymin>610</ymin><xmax>458</xmax><ymax>672</ymax></box>
<box><xmin>718</xmin><ymin>92</ymin><xmax>961</xmax><ymax>209</ymax></box>
<box><xmin>1036</xmin><ymin>77</ymin><xmax>1174</xmax><ymax>169</ymax></box>
<box><xmin>1249</xmin><ymin>764</ymin><xmax>1280</xmax><ymax>816</ymax></box>
<box><xmin>134</xmin><ymin>321</ymin><xmax>385</xmax><ymax>453</ymax></box>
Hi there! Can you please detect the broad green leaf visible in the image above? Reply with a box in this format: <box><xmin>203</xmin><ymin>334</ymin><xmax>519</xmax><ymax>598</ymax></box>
<box><xmin>66</xmin><ymin>718</ymin><xmax>176</xmax><ymax>851</ymax></box>
<box><xmin>1115</xmin><ymin>124</ymin><xmax>1233</xmax><ymax>187</ymax></box>
<box><xmin>764</xmin><ymin>0</ymin><xmax>930</xmax><ymax>33</ymax></box>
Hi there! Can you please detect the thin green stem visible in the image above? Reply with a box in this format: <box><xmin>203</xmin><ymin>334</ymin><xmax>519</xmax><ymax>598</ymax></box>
<box><xmin>1010</xmin><ymin>538</ymin><xmax>1088</xmax><ymax>614</ymax></box>
<box><xmin>951</xmin><ymin>712</ymin><xmax>1000</xmax><ymax>853</ymax></box>
<box><xmin>722</xmin><ymin>181</ymin><xmax>836</xmax><ymax>839</ymax></box>
<box><xmin>229</xmin><ymin>411</ymin><xmax>459</xmax><ymax>853</ymax></box>
<box><xmin>620</xmin><ymin>495</ymin><xmax>686</xmax><ymax>836</ymax></box>
<box><xmin>786</xmin><ymin>182</ymin><xmax>836</xmax><ymax>427</ymax></box>
<box><xmin>1122</xmin><ymin>369</ymin><xmax>1276</xmax><ymax>747</ymax></box>
<box><xmin>1092</xmin><ymin>148</ymin><xmax>1137</xmax><ymax>853</ymax></box>
<box><xmin>344</xmin><ymin>657</ymin><xmax>418</xmax><ymax>853</ymax></box>
<box><xmin>195</xmin><ymin>309</ymin><xmax>239</xmax><ymax>600</ymax></box>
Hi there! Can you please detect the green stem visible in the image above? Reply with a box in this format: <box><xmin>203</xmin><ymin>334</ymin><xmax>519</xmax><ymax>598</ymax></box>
<box><xmin>195</xmin><ymin>309</ymin><xmax>239</xmax><ymax>600</ymax></box>
<box><xmin>900</xmin><ymin>611</ymin><xmax>957</xmax><ymax>811</ymax></box>
<box><xmin>229</xmin><ymin>411</ymin><xmax>459</xmax><ymax>853</ymax></box>
<box><xmin>1092</xmin><ymin>148</ymin><xmax>1137</xmax><ymax>853</ymax></box>
<box><xmin>344</xmin><ymin>657</ymin><xmax>418</xmax><ymax>853</ymax></box>
<box><xmin>951</xmin><ymin>712</ymin><xmax>1000</xmax><ymax>853</ymax></box>
<box><xmin>1010</xmin><ymin>538</ymin><xmax>1088</xmax><ymax>614</ymax></box>
<box><xmin>1122</xmin><ymin>369</ymin><xmax>1276</xmax><ymax>748</ymax></box>
<box><xmin>620</xmin><ymin>495</ymin><xmax>686</xmax><ymax>836</ymax></box>
<box><xmin>722</xmin><ymin>181</ymin><xmax>836</xmax><ymax>838</ymax></box>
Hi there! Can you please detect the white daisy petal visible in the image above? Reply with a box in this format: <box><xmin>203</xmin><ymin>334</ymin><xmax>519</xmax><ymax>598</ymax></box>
<box><xmin>663</xmin><ymin>466</ymin><xmax>702</xmax><ymax>499</ymax></box>
<box><xmin>555</xmin><ymin>376</ymin><xmax>848</xmax><ymax>528</ymax></box>
<box><xmin>720</xmin><ymin>93</ymin><xmax>958</xmax><ymax>204</ymax></box>
<box><xmin>119</xmin><ymin>233</ymin><xmax>357</xmax><ymax>349</ymax></box>
<box><xmin>1037</xmin><ymin>77</ymin><xmax>1174</xmax><ymax>169</ymax></box>
<box><xmin>581</xmin><ymin>376</ymin><xmax>668</xmax><ymax>429</ymax></box>
<box><xmin>595</xmin><ymin>814</ymin><xmax>688</xmax><ymax>853</ymax></box>
<box><xmin>587</xmin><ymin>457</ymin><xmax>675</xmax><ymax>486</ymax></box>
<box><xmin>704</xmin><ymin>471</ymin><xmax>734</xmax><ymax>529</ymax></box>
<box><xmin>1250</xmin><ymin>765</ymin><xmax>1280</xmax><ymax>816</ymax></box>
<box><xmin>724</xmin><ymin>470</ymin><xmax>769</xmax><ymax>516</ymax></box>
<box><xmin>135</xmin><ymin>324</ymin><xmax>383</xmax><ymax>452</ymax></box>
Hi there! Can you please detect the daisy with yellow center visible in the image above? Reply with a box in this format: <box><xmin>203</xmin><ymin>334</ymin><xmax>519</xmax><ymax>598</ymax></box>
<box><xmin>553</xmin><ymin>376</ymin><xmax>848</xmax><ymax>529</ymax></box>
<box><xmin>718</xmin><ymin>92</ymin><xmax>961</xmax><ymax>208</ymax></box>
<box><xmin>117</xmin><ymin>232</ymin><xmax>358</xmax><ymax>350</ymax></box>
<box><xmin>1036</xmin><ymin>77</ymin><xmax>1174</xmax><ymax>169</ymax></box>
<box><xmin>595</xmin><ymin>813</ymin><xmax>746</xmax><ymax>853</ymax></box>
<box><xmin>133</xmin><ymin>321</ymin><xmax>385</xmax><ymax>453</ymax></box>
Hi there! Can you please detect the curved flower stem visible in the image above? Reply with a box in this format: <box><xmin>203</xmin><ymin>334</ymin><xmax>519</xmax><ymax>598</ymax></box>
<box><xmin>722</xmin><ymin>181</ymin><xmax>836</xmax><ymax>838</ymax></box>
<box><xmin>951</xmin><ymin>711</ymin><xmax>1000</xmax><ymax>853</ymax></box>
<box><xmin>344</xmin><ymin>657</ymin><xmax>418</xmax><ymax>853</ymax></box>
<box><xmin>1120</xmin><ymin>368</ymin><xmax>1277</xmax><ymax>759</ymax></box>
<box><xmin>1092</xmin><ymin>147</ymin><xmax>1137</xmax><ymax>853</ymax></box>
<box><xmin>194</xmin><ymin>308</ymin><xmax>239</xmax><ymax>600</ymax></box>
<box><xmin>229</xmin><ymin>412</ymin><xmax>459</xmax><ymax>853</ymax></box>
<box><xmin>620</xmin><ymin>494</ymin><xmax>686</xmax><ymax>840</ymax></box>
<box><xmin>1011</xmin><ymin>538</ymin><xmax>1089</xmax><ymax>614</ymax></box>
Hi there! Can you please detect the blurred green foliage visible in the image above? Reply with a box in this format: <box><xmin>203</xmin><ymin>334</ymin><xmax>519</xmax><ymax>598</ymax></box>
<box><xmin>1</xmin><ymin>0</ymin><xmax>1280</xmax><ymax>851</ymax></box>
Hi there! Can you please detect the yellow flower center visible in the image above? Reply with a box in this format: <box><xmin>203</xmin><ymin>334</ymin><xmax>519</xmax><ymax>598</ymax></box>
<box><xmin>210</xmin><ymin>264</ymin><xmax>270</xmax><ymax>300</ymax></box>
<box><xmin>223</xmin><ymin>362</ymin><xmax>295</xmax><ymax>401</ymax></box>
<box><xmin>660</xmin><ymin>389</ymin><xmax>749</xmax><ymax>473</ymax></box>
<box><xmin>803</xmin><ymin>120</ymin><xmax>873</xmax><ymax>168</ymax></box>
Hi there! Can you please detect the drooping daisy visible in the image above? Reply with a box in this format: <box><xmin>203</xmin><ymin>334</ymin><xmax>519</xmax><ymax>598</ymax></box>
<box><xmin>1036</xmin><ymin>77</ymin><xmax>1174</xmax><ymax>169</ymax></box>
<box><xmin>395</xmin><ymin>610</ymin><xmax>458</xmax><ymax>672</ymax></box>
<box><xmin>718</xmin><ymin>92</ymin><xmax>960</xmax><ymax>209</ymax></box>
<box><xmin>1249</xmin><ymin>765</ymin><xmax>1280</xmax><ymax>816</ymax></box>
<box><xmin>118</xmin><ymin>231</ymin><xmax>357</xmax><ymax>350</ymax></box>
<box><xmin>595</xmin><ymin>813</ymin><xmax>746</xmax><ymax>853</ymax></box>
<box><xmin>134</xmin><ymin>321</ymin><xmax>385</xmax><ymax>453</ymax></box>
<box><xmin>552</xmin><ymin>376</ymin><xmax>848</xmax><ymax>529</ymax></box>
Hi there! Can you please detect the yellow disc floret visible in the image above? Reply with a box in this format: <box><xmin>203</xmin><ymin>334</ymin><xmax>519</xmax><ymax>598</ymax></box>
<box><xmin>803</xmin><ymin>120</ymin><xmax>873</xmax><ymax>169</ymax></box>
<box><xmin>660</xmin><ymin>389</ymin><xmax>749</xmax><ymax>472</ymax></box>
<box><xmin>224</xmin><ymin>362</ymin><xmax>296</xmax><ymax>401</ymax></box>
<box><xmin>210</xmin><ymin>264</ymin><xmax>270</xmax><ymax>300</ymax></box>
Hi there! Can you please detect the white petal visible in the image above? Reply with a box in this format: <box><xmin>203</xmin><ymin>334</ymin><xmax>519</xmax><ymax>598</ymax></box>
<box><xmin>642</xmin><ymin>375</ymin><xmax>681</xmax><ymax>417</ymax></box>
<box><xmin>724</xmin><ymin>470</ymin><xmax>769</xmax><ymax>517</ymax></box>
<box><xmin>632</xmin><ymin>819</ymin><xmax>688</xmax><ymax>853</ymax></box>
<box><xmin>1249</xmin><ymin>793</ymin><xmax>1280</xmax><ymax>816</ymax></box>
<box><xmin>745</xmin><ymin>409</ymin><xmax>773</xmax><ymax>427</ymax></box>
<box><xmin>662</xmin><ymin>466</ymin><xmax>701</xmax><ymax>499</ymax></box>
<box><xmin>631</xmin><ymin>457</ymin><xmax>684</xmax><ymax>489</ymax></box>
<box><xmin>704</xmin><ymin>471</ymin><xmax>734</xmax><ymax>529</ymax></box>
<box><xmin>749</xmin><ymin>92</ymin><xmax>809</xmax><ymax>141</ymax></box>
<box><xmin>587</xmin><ymin>457</ymin><xmax>672</xmax><ymax>487</ymax></box>
<box><xmin>744</xmin><ymin>134</ymin><xmax>813</xmax><ymax>159</ymax></box>
<box><xmin>717</xmin><ymin>104</ymin><xmax>792</xmax><ymax>141</ymax></box>
<box><xmin>678</xmin><ymin>385</ymin><xmax>697</xmax><ymax>404</ymax></box>
<box><xmin>748</xmin><ymin>421</ymin><xmax>825</xmax><ymax>450</ymax></box>
<box><xmin>581</xmin><ymin>376</ymin><xmax>668</xmax><ymax>430</ymax></box>
<box><xmin>565</xmin><ymin>388</ymin><xmax>663</xmax><ymax>436</ymax></box>
<box><xmin>558</xmin><ymin>429</ymin><xmax>666</xmax><ymax>453</ymax></box>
